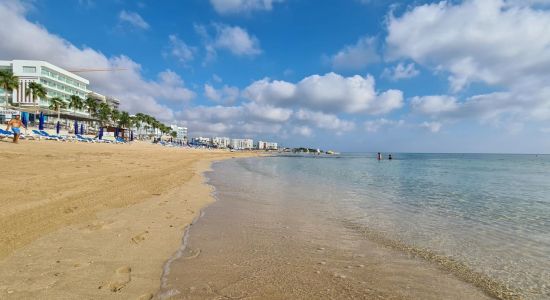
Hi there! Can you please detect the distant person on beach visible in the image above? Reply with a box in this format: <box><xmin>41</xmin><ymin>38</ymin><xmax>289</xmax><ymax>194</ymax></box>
<box><xmin>389</xmin><ymin>154</ymin><xmax>393</xmax><ymax>160</ymax></box>
<box><xmin>377</xmin><ymin>152</ymin><xmax>382</xmax><ymax>160</ymax></box>
<box><xmin>6</xmin><ymin>114</ymin><xmax>26</xmax><ymax>144</ymax></box>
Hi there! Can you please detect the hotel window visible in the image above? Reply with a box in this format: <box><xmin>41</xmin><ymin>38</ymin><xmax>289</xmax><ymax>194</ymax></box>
<box><xmin>22</xmin><ymin>66</ymin><xmax>37</xmax><ymax>73</ymax></box>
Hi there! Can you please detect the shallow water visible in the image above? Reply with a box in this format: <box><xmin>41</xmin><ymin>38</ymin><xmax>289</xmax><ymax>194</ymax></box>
<box><xmin>159</xmin><ymin>154</ymin><xmax>550</xmax><ymax>299</ymax></box>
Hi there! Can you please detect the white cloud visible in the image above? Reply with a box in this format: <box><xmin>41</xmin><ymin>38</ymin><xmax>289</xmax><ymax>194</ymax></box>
<box><xmin>204</xmin><ymin>84</ymin><xmax>240</xmax><ymax>104</ymax></box>
<box><xmin>410</xmin><ymin>95</ymin><xmax>459</xmax><ymax>115</ymax></box>
<box><xmin>292</xmin><ymin>126</ymin><xmax>313</xmax><ymax>137</ymax></box>
<box><xmin>294</xmin><ymin>109</ymin><xmax>355</xmax><ymax>132</ymax></box>
<box><xmin>214</xmin><ymin>24</ymin><xmax>261</xmax><ymax>56</ymax></box>
<box><xmin>244</xmin><ymin>72</ymin><xmax>404</xmax><ymax>114</ymax></box>
<box><xmin>364</xmin><ymin>118</ymin><xmax>405</xmax><ymax>132</ymax></box>
<box><xmin>118</xmin><ymin>10</ymin><xmax>149</xmax><ymax>30</ymax></box>
<box><xmin>210</xmin><ymin>0</ymin><xmax>284</xmax><ymax>15</ymax></box>
<box><xmin>195</xmin><ymin>23</ymin><xmax>261</xmax><ymax>61</ymax></box>
<box><xmin>386</xmin><ymin>0</ymin><xmax>550</xmax><ymax>93</ymax></box>
<box><xmin>382</xmin><ymin>62</ymin><xmax>419</xmax><ymax>80</ymax></box>
<box><xmin>166</xmin><ymin>35</ymin><xmax>195</xmax><ymax>64</ymax></box>
<box><xmin>420</xmin><ymin>121</ymin><xmax>442</xmax><ymax>133</ymax></box>
<box><xmin>245</xmin><ymin>102</ymin><xmax>293</xmax><ymax>123</ymax></box>
<box><xmin>0</xmin><ymin>2</ymin><xmax>194</xmax><ymax>122</ymax></box>
<box><xmin>330</xmin><ymin>36</ymin><xmax>380</xmax><ymax>71</ymax></box>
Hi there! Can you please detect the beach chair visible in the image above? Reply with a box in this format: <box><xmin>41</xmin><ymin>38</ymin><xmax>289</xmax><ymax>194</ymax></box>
<box><xmin>36</xmin><ymin>130</ymin><xmax>63</xmax><ymax>141</ymax></box>
<box><xmin>115</xmin><ymin>137</ymin><xmax>126</xmax><ymax>143</ymax></box>
<box><xmin>0</xmin><ymin>129</ymin><xmax>14</xmax><ymax>139</ymax></box>
<box><xmin>76</xmin><ymin>134</ymin><xmax>95</xmax><ymax>143</ymax></box>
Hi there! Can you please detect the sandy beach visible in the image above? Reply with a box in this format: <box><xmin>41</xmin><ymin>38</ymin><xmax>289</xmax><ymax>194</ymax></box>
<box><xmin>0</xmin><ymin>140</ymin><xmax>256</xmax><ymax>299</ymax></box>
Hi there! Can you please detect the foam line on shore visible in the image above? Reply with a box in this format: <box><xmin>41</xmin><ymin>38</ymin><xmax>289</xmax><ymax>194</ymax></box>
<box><xmin>341</xmin><ymin>219</ymin><xmax>522</xmax><ymax>300</ymax></box>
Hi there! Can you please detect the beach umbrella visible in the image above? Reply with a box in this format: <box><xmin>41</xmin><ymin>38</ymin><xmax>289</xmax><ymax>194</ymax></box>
<box><xmin>74</xmin><ymin>120</ymin><xmax>78</xmax><ymax>135</ymax></box>
<box><xmin>98</xmin><ymin>127</ymin><xmax>103</xmax><ymax>140</ymax></box>
<box><xmin>80</xmin><ymin>123</ymin><xmax>84</xmax><ymax>134</ymax></box>
<box><xmin>38</xmin><ymin>112</ymin><xmax>44</xmax><ymax>130</ymax></box>
<box><xmin>130</xmin><ymin>130</ymin><xmax>134</xmax><ymax>141</ymax></box>
<box><xmin>21</xmin><ymin>113</ymin><xmax>28</xmax><ymax>128</ymax></box>
<box><xmin>56</xmin><ymin>121</ymin><xmax>60</xmax><ymax>134</ymax></box>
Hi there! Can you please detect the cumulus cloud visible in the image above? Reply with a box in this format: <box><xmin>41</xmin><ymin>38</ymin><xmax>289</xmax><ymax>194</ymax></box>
<box><xmin>420</xmin><ymin>121</ymin><xmax>442</xmax><ymax>133</ymax></box>
<box><xmin>364</xmin><ymin>118</ymin><xmax>404</xmax><ymax>132</ymax></box>
<box><xmin>293</xmin><ymin>126</ymin><xmax>313</xmax><ymax>137</ymax></box>
<box><xmin>410</xmin><ymin>90</ymin><xmax>550</xmax><ymax>126</ymax></box>
<box><xmin>330</xmin><ymin>36</ymin><xmax>380</xmax><ymax>71</ymax></box>
<box><xmin>382</xmin><ymin>62</ymin><xmax>419</xmax><ymax>81</ymax></box>
<box><xmin>386</xmin><ymin>0</ymin><xmax>550</xmax><ymax>93</ymax></box>
<box><xmin>0</xmin><ymin>2</ymin><xmax>194</xmax><ymax>122</ymax></box>
<box><xmin>210</xmin><ymin>0</ymin><xmax>284</xmax><ymax>15</ymax></box>
<box><xmin>410</xmin><ymin>95</ymin><xmax>459</xmax><ymax>115</ymax></box>
<box><xmin>118</xmin><ymin>10</ymin><xmax>149</xmax><ymax>30</ymax></box>
<box><xmin>204</xmin><ymin>84</ymin><xmax>240</xmax><ymax>104</ymax></box>
<box><xmin>195</xmin><ymin>23</ymin><xmax>261</xmax><ymax>62</ymax></box>
<box><xmin>166</xmin><ymin>35</ymin><xmax>195</xmax><ymax>64</ymax></box>
<box><xmin>244</xmin><ymin>72</ymin><xmax>404</xmax><ymax>114</ymax></box>
<box><xmin>294</xmin><ymin>109</ymin><xmax>355</xmax><ymax>132</ymax></box>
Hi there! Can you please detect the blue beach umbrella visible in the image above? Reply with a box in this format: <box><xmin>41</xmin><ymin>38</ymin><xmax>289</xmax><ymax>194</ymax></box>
<box><xmin>21</xmin><ymin>113</ymin><xmax>28</xmax><ymax>128</ymax></box>
<box><xmin>38</xmin><ymin>112</ymin><xmax>44</xmax><ymax>130</ymax></box>
<box><xmin>56</xmin><ymin>121</ymin><xmax>60</xmax><ymax>134</ymax></box>
<box><xmin>74</xmin><ymin>120</ymin><xmax>78</xmax><ymax>135</ymax></box>
<box><xmin>80</xmin><ymin>123</ymin><xmax>84</xmax><ymax>134</ymax></box>
<box><xmin>98</xmin><ymin>127</ymin><xmax>103</xmax><ymax>140</ymax></box>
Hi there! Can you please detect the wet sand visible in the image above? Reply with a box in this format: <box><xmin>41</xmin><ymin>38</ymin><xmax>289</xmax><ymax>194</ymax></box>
<box><xmin>158</xmin><ymin>158</ymin><xmax>494</xmax><ymax>299</ymax></box>
<box><xmin>0</xmin><ymin>140</ymin><xmax>256</xmax><ymax>299</ymax></box>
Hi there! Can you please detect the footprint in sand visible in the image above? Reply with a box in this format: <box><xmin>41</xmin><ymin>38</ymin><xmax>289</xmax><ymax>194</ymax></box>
<box><xmin>131</xmin><ymin>231</ymin><xmax>149</xmax><ymax>244</ymax></box>
<box><xmin>106</xmin><ymin>266</ymin><xmax>132</xmax><ymax>292</ymax></box>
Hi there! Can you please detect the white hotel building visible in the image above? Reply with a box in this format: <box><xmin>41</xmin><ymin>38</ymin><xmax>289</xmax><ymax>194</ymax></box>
<box><xmin>1</xmin><ymin>60</ymin><xmax>89</xmax><ymax>110</ymax></box>
<box><xmin>212</xmin><ymin>137</ymin><xmax>231</xmax><ymax>148</ymax></box>
<box><xmin>230</xmin><ymin>138</ymin><xmax>254</xmax><ymax>150</ymax></box>
<box><xmin>170</xmin><ymin>124</ymin><xmax>188</xmax><ymax>143</ymax></box>
<box><xmin>257</xmin><ymin>141</ymin><xmax>278</xmax><ymax>150</ymax></box>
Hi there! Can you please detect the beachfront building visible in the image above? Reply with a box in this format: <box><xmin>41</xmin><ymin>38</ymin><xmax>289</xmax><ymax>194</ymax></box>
<box><xmin>170</xmin><ymin>125</ymin><xmax>188</xmax><ymax>143</ymax></box>
<box><xmin>257</xmin><ymin>141</ymin><xmax>278</xmax><ymax>150</ymax></box>
<box><xmin>212</xmin><ymin>137</ymin><xmax>231</xmax><ymax>148</ymax></box>
<box><xmin>0</xmin><ymin>60</ymin><xmax>89</xmax><ymax>108</ymax></box>
<box><xmin>230</xmin><ymin>138</ymin><xmax>254</xmax><ymax>150</ymax></box>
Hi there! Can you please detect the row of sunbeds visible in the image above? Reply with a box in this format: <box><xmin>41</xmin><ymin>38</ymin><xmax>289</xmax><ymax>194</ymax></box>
<box><xmin>0</xmin><ymin>128</ymin><xmax>127</xmax><ymax>144</ymax></box>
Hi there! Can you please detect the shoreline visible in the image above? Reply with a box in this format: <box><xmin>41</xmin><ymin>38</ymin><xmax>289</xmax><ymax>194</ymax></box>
<box><xmin>0</xmin><ymin>141</ymin><xmax>258</xmax><ymax>299</ymax></box>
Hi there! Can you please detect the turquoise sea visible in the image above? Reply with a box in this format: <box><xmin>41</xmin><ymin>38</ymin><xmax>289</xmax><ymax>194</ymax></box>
<box><xmin>162</xmin><ymin>153</ymin><xmax>550</xmax><ymax>299</ymax></box>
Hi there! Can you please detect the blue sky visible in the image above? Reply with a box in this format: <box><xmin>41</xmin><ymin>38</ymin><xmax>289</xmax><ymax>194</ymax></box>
<box><xmin>1</xmin><ymin>0</ymin><xmax>550</xmax><ymax>153</ymax></box>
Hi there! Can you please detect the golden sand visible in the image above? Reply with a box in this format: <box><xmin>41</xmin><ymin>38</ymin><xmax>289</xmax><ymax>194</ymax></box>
<box><xmin>0</xmin><ymin>140</ymin><xmax>256</xmax><ymax>299</ymax></box>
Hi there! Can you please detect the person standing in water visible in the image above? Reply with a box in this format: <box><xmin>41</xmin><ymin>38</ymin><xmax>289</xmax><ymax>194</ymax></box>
<box><xmin>388</xmin><ymin>154</ymin><xmax>393</xmax><ymax>160</ymax></box>
<box><xmin>6</xmin><ymin>113</ymin><xmax>26</xmax><ymax>144</ymax></box>
<box><xmin>377</xmin><ymin>152</ymin><xmax>382</xmax><ymax>160</ymax></box>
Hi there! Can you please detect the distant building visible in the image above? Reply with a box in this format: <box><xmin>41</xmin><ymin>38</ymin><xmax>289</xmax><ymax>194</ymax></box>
<box><xmin>170</xmin><ymin>125</ymin><xmax>188</xmax><ymax>143</ymax></box>
<box><xmin>192</xmin><ymin>136</ymin><xmax>212</xmax><ymax>146</ymax></box>
<box><xmin>230</xmin><ymin>138</ymin><xmax>253</xmax><ymax>150</ymax></box>
<box><xmin>106</xmin><ymin>96</ymin><xmax>120</xmax><ymax>110</ymax></box>
<box><xmin>212</xmin><ymin>137</ymin><xmax>231</xmax><ymax>148</ymax></box>
<box><xmin>257</xmin><ymin>141</ymin><xmax>278</xmax><ymax>150</ymax></box>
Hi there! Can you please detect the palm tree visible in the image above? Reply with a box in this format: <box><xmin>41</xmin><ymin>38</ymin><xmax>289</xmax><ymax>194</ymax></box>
<box><xmin>96</xmin><ymin>103</ymin><xmax>111</xmax><ymax>127</ymax></box>
<box><xmin>68</xmin><ymin>95</ymin><xmax>84</xmax><ymax>117</ymax></box>
<box><xmin>110</xmin><ymin>109</ymin><xmax>120</xmax><ymax>127</ymax></box>
<box><xmin>133</xmin><ymin>113</ymin><xmax>145</xmax><ymax>139</ymax></box>
<box><xmin>0</xmin><ymin>70</ymin><xmax>19</xmax><ymax>109</ymax></box>
<box><xmin>48</xmin><ymin>97</ymin><xmax>66</xmax><ymax>123</ymax></box>
<box><xmin>84</xmin><ymin>95</ymin><xmax>98</xmax><ymax>129</ymax></box>
<box><xmin>26</xmin><ymin>82</ymin><xmax>47</xmax><ymax>124</ymax></box>
<box><xmin>118</xmin><ymin>111</ymin><xmax>131</xmax><ymax>129</ymax></box>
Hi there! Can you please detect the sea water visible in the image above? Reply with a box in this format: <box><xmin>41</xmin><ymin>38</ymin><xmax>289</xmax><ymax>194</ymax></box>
<box><xmin>160</xmin><ymin>153</ymin><xmax>550</xmax><ymax>299</ymax></box>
